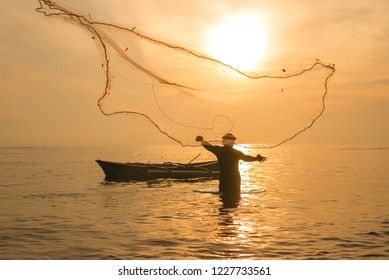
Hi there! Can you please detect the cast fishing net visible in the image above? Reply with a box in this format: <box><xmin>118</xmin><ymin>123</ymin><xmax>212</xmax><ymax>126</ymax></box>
<box><xmin>37</xmin><ymin>0</ymin><xmax>335</xmax><ymax>148</ymax></box>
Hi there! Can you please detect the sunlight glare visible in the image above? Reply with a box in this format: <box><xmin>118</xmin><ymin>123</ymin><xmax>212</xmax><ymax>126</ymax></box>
<box><xmin>207</xmin><ymin>14</ymin><xmax>268</xmax><ymax>72</ymax></box>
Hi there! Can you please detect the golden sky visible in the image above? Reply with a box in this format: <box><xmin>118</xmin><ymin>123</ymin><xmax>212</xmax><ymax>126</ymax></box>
<box><xmin>1</xmin><ymin>0</ymin><xmax>388</xmax><ymax>146</ymax></box>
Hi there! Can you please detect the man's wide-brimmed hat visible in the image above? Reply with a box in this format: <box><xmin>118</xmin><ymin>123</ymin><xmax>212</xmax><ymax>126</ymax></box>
<box><xmin>222</xmin><ymin>133</ymin><xmax>237</xmax><ymax>141</ymax></box>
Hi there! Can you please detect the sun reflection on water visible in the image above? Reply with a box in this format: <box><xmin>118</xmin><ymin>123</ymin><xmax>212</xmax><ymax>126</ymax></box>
<box><xmin>215</xmin><ymin>202</ymin><xmax>277</xmax><ymax>259</ymax></box>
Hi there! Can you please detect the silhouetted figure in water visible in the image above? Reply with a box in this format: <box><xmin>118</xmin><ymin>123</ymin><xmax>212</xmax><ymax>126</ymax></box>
<box><xmin>196</xmin><ymin>133</ymin><xmax>266</xmax><ymax>197</ymax></box>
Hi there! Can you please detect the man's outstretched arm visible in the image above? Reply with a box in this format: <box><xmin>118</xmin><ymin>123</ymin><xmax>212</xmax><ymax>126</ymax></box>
<box><xmin>195</xmin><ymin>135</ymin><xmax>211</xmax><ymax>146</ymax></box>
<box><xmin>241</xmin><ymin>153</ymin><xmax>267</xmax><ymax>163</ymax></box>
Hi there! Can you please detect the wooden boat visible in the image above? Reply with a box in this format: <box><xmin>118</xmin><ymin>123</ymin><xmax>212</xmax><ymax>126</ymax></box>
<box><xmin>96</xmin><ymin>159</ymin><xmax>220</xmax><ymax>181</ymax></box>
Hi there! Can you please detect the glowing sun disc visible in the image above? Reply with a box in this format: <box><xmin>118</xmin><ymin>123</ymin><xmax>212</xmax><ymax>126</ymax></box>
<box><xmin>207</xmin><ymin>15</ymin><xmax>268</xmax><ymax>72</ymax></box>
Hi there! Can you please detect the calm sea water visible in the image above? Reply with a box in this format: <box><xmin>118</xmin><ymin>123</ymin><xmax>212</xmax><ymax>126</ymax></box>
<box><xmin>0</xmin><ymin>144</ymin><xmax>388</xmax><ymax>260</ymax></box>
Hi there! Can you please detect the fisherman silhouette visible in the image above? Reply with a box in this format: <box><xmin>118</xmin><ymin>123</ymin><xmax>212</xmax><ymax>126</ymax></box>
<box><xmin>196</xmin><ymin>133</ymin><xmax>266</xmax><ymax>196</ymax></box>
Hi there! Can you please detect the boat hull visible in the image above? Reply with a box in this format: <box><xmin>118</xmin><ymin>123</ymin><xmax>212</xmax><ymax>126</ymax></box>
<box><xmin>96</xmin><ymin>159</ymin><xmax>220</xmax><ymax>182</ymax></box>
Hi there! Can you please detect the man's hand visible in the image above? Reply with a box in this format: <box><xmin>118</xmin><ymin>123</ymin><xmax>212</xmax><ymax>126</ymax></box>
<box><xmin>195</xmin><ymin>136</ymin><xmax>204</xmax><ymax>142</ymax></box>
<box><xmin>256</xmin><ymin>154</ymin><xmax>267</xmax><ymax>162</ymax></box>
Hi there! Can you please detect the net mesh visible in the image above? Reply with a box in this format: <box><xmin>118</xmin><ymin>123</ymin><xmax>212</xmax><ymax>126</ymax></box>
<box><xmin>37</xmin><ymin>0</ymin><xmax>335</xmax><ymax>147</ymax></box>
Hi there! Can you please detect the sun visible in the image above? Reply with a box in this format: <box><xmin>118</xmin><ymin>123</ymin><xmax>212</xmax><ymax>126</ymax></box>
<box><xmin>206</xmin><ymin>14</ymin><xmax>268</xmax><ymax>72</ymax></box>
